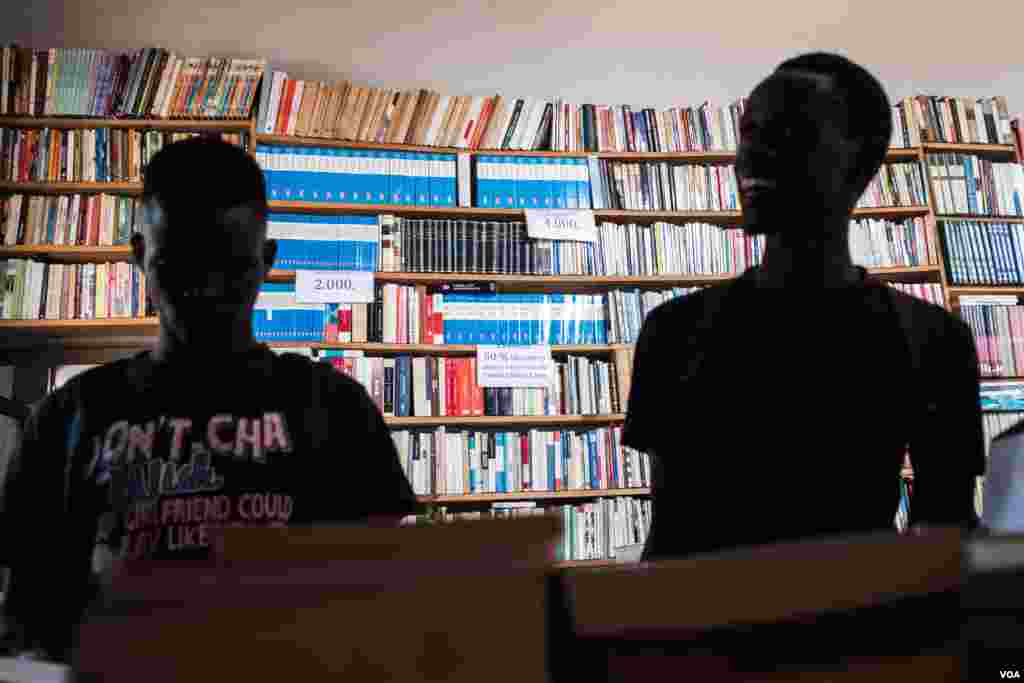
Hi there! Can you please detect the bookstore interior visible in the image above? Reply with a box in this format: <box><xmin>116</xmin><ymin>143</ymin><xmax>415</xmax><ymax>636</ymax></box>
<box><xmin>0</xmin><ymin>41</ymin><xmax>1023</xmax><ymax>678</ymax></box>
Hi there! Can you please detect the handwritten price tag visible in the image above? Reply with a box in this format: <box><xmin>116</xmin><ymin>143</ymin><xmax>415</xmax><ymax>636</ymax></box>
<box><xmin>477</xmin><ymin>345</ymin><xmax>553</xmax><ymax>388</ymax></box>
<box><xmin>525</xmin><ymin>209</ymin><xmax>597</xmax><ymax>243</ymax></box>
<box><xmin>295</xmin><ymin>270</ymin><xmax>375</xmax><ymax>303</ymax></box>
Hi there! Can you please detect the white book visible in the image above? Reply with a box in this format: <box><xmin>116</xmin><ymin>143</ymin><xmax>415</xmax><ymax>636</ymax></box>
<box><xmin>262</xmin><ymin>71</ymin><xmax>286</xmax><ymax>133</ymax></box>
<box><xmin>424</xmin><ymin>95</ymin><xmax>450</xmax><ymax>147</ymax></box>
<box><xmin>412</xmin><ymin>356</ymin><xmax>428</xmax><ymax>416</ymax></box>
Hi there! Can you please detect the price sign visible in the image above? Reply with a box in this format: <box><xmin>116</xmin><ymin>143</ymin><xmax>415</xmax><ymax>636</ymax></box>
<box><xmin>525</xmin><ymin>209</ymin><xmax>597</xmax><ymax>242</ymax></box>
<box><xmin>477</xmin><ymin>345</ymin><xmax>553</xmax><ymax>388</ymax></box>
<box><xmin>296</xmin><ymin>270</ymin><xmax>375</xmax><ymax>303</ymax></box>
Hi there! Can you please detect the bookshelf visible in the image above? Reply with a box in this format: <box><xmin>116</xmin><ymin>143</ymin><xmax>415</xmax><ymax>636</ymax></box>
<box><xmin>2</xmin><ymin>77</ymin><xmax>1018</xmax><ymax>562</ymax></box>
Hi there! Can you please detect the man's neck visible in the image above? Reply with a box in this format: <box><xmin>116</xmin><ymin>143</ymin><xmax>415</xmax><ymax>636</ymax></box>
<box><xmin>753</xmin><ymin>216</ymin><xmax>861</xmax><ymax>289</ymax></box>
<box><xmin>152</xmin><ymin>324</ymin><xmax>261</xmax><ymax>364</ymax></box>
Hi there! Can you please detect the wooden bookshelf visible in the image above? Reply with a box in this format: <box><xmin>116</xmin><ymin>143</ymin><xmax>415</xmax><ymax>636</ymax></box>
<box><xmin>851</xmin><ymin>205</ymin><xmax>932</xmax><ymax>218</ymax></box>
<box><xmin>0</xmin><ymin>181</ymin><xmax>141</xmax><ymax>194</ymax></box>
<box><xmin>253</xmin><ymin>134</ymin><xmax>925</xmax><ymax>163</ymax></box>
<box><xmin>287</xmin><ymin>341</ymin><xmax>625</xmax><ymax>355</ymax></box>
<box><xmin>425</xmin><ymin>488</ymin><xmax>650</xmax><ymax>504</ymax></box>
<box><xmin>947</xmin><ymin>287</ymin><xmax>1024</xmax><ymax>297</ymax></box>
<box><xmin>0</xmin><ymin>317</ymin><xmax>157</xmax><ymax>333</ymax></box>
<box><xmin>267</xmin><ymin>267</ymin><xmax>937</xmax><ymax>288</ymax></box>
<box><xmin>922</xmin><ymin>142</ymin><xmax>1017</xmax><ymax>156</ymax></box>
<box><xmin>265</xmin><ymin>200</ymin><xmax>744</xmax><ymax>224</ymax></box>
<box><xmin>0</xmin><ymin>116</ymin><xmax>252</xmax><ymax>131</ymax></box>
<box><xmin>0</xmin><ymin>244</ymin><xmax>134</xmax><ymax>262</ymax></box>
<box><xmin>934</xmin><ymin>215</ymin><xmax>1024</xmax><ymax>223</ymax></box>
<box><xmin>383</xmin><ymin>413</ymin><xmax>625</xmax><ymax>427</ymax></box>
<box><xmin>552</xmin><ymin>559</ymin><xmax>623</xmax><ymax>569</ymax></box>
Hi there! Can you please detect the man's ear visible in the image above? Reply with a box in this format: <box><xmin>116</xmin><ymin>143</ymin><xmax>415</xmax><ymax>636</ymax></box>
<box><xmin>262</xmin><ymin>239</ymin><xmax>278</xmax><ymax>276</ymax></box>
<box><xmin>130</xmin><ymin>232</ymin><xmax>145</xmax><ymax>269</ymax></box>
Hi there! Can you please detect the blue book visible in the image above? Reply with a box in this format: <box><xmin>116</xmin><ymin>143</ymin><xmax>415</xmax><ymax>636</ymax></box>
<box><xmin>391</xmin><ymin>152</ymin><xmax>408</xmax><ymax>206</ymax></box>
<box><xmin>556</xmin><ymin>158</ymin><xmax>571</xmax><ymax>209</ymax></box>
<box><xmin>414</xmin><ymin>153</ymin><xmax>429</xmax><ymax>206</ymax></box>
<box><xmin>322</xmin><ymin>148</ymin><xmax>339</xmax><ymax>202</ymax></box>
<box><xmin>501</xmin><ymin>156</ymin><xmax>517</xmax><ymax>210</ymax></box>
<box><xmin>540</xmin><ymin>158</ymin><xmax>555</xmax><ymax>208</ymax></box>
<box><xmin>476</xmin><ymin>155</ymin><xmax>492</xmax><ymax>207</ymax></box>
<box><xmin>372</xmin><ymin>151</ymin><xmax>389</xmax><ymax>204</ymax></box>
<box><xmin>577</xmin><ymin>158</ymin><xmax>592</xmax><ymax>209</ymax></box>
<box><xmin>444</xmin><ymin>154</ymin><xmax>458</xmax><ymax>207</ymax></box>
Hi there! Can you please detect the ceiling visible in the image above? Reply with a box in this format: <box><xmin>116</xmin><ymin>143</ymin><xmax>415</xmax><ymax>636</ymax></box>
<box><xmin>6</xmin><ymin>0</ymin><xmax>1024</xmax><ymax>112</ymax></box>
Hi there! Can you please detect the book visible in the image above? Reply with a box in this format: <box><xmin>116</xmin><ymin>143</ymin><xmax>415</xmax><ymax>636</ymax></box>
<box><xmin>1</xmin><ymin>194</ymin><xmax>140</xmax><ymax>246</ymax></box>
<box><xmin>854</xmin><ymin>161</ymin><xmax>931</xmax><ymax>208</ymax></box>
<box><xmin>591</xmin><ymin>159</ymin><xmax>739</xmax><ymax>211</ymax></box>
<box><xmin>0</xmin><ymin>258</ymin><xmax>148</xmax><ymax>320</ymax></box>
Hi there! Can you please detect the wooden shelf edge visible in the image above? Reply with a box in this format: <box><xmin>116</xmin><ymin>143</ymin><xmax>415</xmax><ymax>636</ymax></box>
<box><xmin>0</xmin><ymin>181</ymin><xmax>141</xmax><ymax>193</ymax></box>
<box><xmin>851</xmin><ymin>206</ymin><xmax>931</xmax><ymax>217</ymax></box>
<box><xmin>384</xmin><ymin>413</ymin><xmax>625</xmax><ymax>427</ymax></box>
<box><xmin>935</xmin><ymin>215</ymin><xmax>1024</xmax><ymax>223</ymax></box>
<box><xmin>300</xmin><ymin>342</ymin><xmax>624</xmax><ymax>354</ymax></box>
<box><xmin>948</xmin><ymin>287</ymin><xmax>1024</xmax><ymax>296</ymax></box>
<box><xmin>0</xmin><ymin>116</ymin><xmax>253</xmax><ymax>131</ymax></box>
<box><xmin>0</xmin><ymin>317</ymin><xmax>157</xmax><ymax>329</ymax></box>
<box><xmin>422</xmin><ymin>488</ymin><xmax>651</xmax><ymax>504</ymax></box>
<box><xmin>922</xmin><ymin>142</ymin><xmax>1016</xmax><ymax>155</ymax></box>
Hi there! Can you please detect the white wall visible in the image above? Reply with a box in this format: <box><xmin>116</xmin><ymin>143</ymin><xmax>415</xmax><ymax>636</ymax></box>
<box><xmin>3</xmin><ymin>0</ymin><xmax>1024</xmax><ymax>112</ymax></box>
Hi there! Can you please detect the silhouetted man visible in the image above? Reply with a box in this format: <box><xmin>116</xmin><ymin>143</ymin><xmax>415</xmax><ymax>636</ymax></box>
<box><xmin>623</xmin><ymin>53</ymin><xmax>984</xmax><ymax>560</ymax></box>
<box><xmin>1</xmin><ymin>138</ymin><xmax>418</xmax><ymax>660</ymax></box>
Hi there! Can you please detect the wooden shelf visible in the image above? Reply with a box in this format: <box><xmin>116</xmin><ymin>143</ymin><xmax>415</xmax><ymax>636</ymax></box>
<box><xmin>0</xmin><ymin>317</ymin><xmax>157</xmax><ymax>334</ymax></box>
<box><xmin>0</xmin><ymin>116</ymin><xmax>253</xmax><ymax>131</ymax></box>
<box><xmin>291</xmin><ymin>342</ymin><xmax>624</xmax><ymax>355</ymax></box>
<box><xmin>851</xmin><ymin>206</ymin><xmax>931</xmax><ymax>218</ymax></box>
<box><xmin>948</xmin><ymin>287</ymin><xmax>1024</xmax><ymax>297</ymax></box>
<box><xmin>552</xmin><ymin>559</ymin><xmax>624</xmax><ymax>569</ymax></box>
<box><xmin>0</xmin><ymin>244</ymin><xmax>133</xmax><ymax>262</ymax></box>
<box><xmin>266</xmin><ymin>200</ymin><xmax>743</xmax><ymax>223</ymax></box>
<box><xmin>254</xmin><ymin>134</ymin><xmax>922</xmax><ymax>163</ymax></box>
<box><xmin>383</xmin><ymin>413</ymin><xmax>625</xmax><ymax>427</ymax></box>
<box><xmin>0</xmin><ymin>181</ymin><xmax>141</xmax><ymax>194</ymax></box>
<box><xmin>922</xmin><ymin>142</ymin><xmax>1017</xmax><ymax>155</ymax></box>
<box><xmin>425</xmin><ymin>488</ymin><xmax>650</xmax><ymax>504</ymax></box>
<box><xmin>935</xmin><ymin>215</ymin><xmax>1024</xmax><ymax>223</ymax></box>
<box><xmin>267</xmin><ymin>270</ymin><xmax>736</xmax><ymax>288</ymax></box>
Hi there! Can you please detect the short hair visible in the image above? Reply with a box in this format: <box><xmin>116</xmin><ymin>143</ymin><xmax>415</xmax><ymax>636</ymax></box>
<box><xmin>776</xmin><ymin>52</ymin><xmax>892</xmax><ymax>192</ymax></box>
<box><xmin>142</xmin><ymin>136</ymin><xmax>268</xmax><ymax>219</ymax></box>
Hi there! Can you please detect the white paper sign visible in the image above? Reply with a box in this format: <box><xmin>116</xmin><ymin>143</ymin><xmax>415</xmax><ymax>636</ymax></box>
<box><xmin>525</xmin><ymin>209</ymin><xmax>597</xmax><ymax>243</ymax></box>
<box><xmin>296</xmin><ymin>270</ymin><xmax>375</xmax><ymax>303</ymax></box>
<box><xmin>477</xmin><ymin>345</ymin><xmax>553</xmax><ymax>388</ymax></box>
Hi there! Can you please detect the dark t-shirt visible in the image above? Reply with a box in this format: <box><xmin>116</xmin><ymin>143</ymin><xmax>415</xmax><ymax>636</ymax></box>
<box><xmin>623</xmin><ymin>267</ymin><xmax>985</xmax><ymax>560</ymax></box>
<box><xmin>2</xmin><ymin>345</ymin><xmax>418</xmax><ymax>654</ymax></box>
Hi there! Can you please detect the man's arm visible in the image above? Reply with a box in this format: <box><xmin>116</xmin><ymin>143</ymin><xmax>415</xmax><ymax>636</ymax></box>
<box><xmin>2</xmin><ymin>394</ymin><xmax>96</xmax><ymax>661</ymax></box>
<box><xmin>909</xmin><ymin>318</ymin><xmax>984</xmax><ymax>529</ymax></box>
<box><xmin>330</xmin><ymin>375</ymin><xmax>420</xmax><ymax>525</ymax></box>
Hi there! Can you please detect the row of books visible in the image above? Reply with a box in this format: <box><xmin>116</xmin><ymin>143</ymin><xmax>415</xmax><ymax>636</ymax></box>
<box><xmin>960</xmin><ymin>300</ymin><xmax>1024</xmax><ymax>377</ymax></box>
<box><xmin>0</xmin><ymin>46</ymin><xmax>266</xmax><ymax>118</ymax></box>
<box><xmin>255</xmin><ymin>72</ymin><xmax>744</xmax><ymax>153</ymax></box>
<box><xmin>854</xmin><ymin>162</ymin><xmax>930</xmax><ymax>208</ymax></box>
<box><xmin>589</xmin><ymin>160</ymin><xmax>739</xmax><ymax>212</ymax></box>
<box><xmin>266</xmin><ymin>214</ymin><xmax>379</xmax><ymax>271</ymax></box>
<box><xmin>1</xmin><ymin>193</ymin><xmax>141</xmax><ymax>247</ymax></box>
<box><xmin>324</xmin><ymin>351</ymin><xmax>619</xmax><ymax>418</ymax></box>
<box><xmin>256</xmin><ymin>145</ymin><xmax>458</xmax><ymax>207</ymax></box>
<box><xmin>607</xmin><ymin>288</ymin><xmax>703</xmax><ymax>344</ymax></box>
<box><xmin>0</xmin><ymin>127</ymin><xmax>247</xmax><ymax>183</ymax></box>
<box><xmin>979</xmin><ymin>411</ymin><xmax>1024</xmax><ymax>517</ymax></box>
<box><xmin>849</xmin><ymin>216</ymin><xmax>937</xmax><ymax>268</ymax></box>
<box><xmin>473</xmin><ymin>155</ymin><xmax>593</xmax><ymax>209</ymax></box>
<box><xmin>887</xmin><ymin>283</ymin><xmax>945</xmax><ymax>308</ymax></box>
<box><xmin>378</xmin><ymin>217</ymin><xmax>766</xmax><ymax>277</ymax></box>
<box><xmin>940</xmin><ymin>221</ymin><xmax>1024</xmax><ymax>286</ymax></box>
<box><xmin>0</xmin><ymin>259</ymin><xmax>148</xmax><ymax>320</ymax></box>
<box><xmin>930</xmin><ymin>155</ymin><xmax>1024</xmax><ymax>217</ymax></box>
<box><xmin>390</xmin><ymin>426</ymin><xmax>648</xmax><ymax>496</ymax></box>
<box><xmin>890</xmin><ymin>96</ymin><xmax>1013</xmax><ymax>147</ymax></box>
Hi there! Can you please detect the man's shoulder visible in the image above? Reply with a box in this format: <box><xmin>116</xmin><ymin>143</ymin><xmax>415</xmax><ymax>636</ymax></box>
<box><xmin>644</xmin><ymin>279</ymin><xmax>739</xmax><ymax>328</ymax></box>
<box><xmin>270</xmin><ymin>351</ymin><xmax>369</xmax><ymax>399</ymax></box>
<box><xmin>38</xmin><ymin>356</ymin><xmax>147</xmax><ymax>417</ymax></box>
<box><xmin>883</xmin><ymin>287</ymin><xmax>971</xmax><ymax>338</ymax></box>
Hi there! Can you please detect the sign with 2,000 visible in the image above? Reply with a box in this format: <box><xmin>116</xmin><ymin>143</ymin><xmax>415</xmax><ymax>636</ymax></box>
<box><xmin>296</xmin><ymin>270</ymin><xmax>375</xmax><ymax>303</ymax></box>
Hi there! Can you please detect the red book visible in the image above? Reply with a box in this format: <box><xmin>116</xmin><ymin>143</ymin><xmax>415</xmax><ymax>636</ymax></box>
<box><xmin>521</xmin><ymin>433</ymin><xmax>530</xmax><ymax>490</ymax></box>
<box><xmin>469</xmin><ymin>357</ymin><xmax>483</xmax><ymax>416</ymax></box>
<box><xmin>457</xmin><ymin>358</ymin><xmax>471</xmax><ymax>416</ymax></box>
<box><xmin>88</xmin><ymin>195</ymin><xmax>102</xmax><ymax>246</ymax></box>
<box><xmin>445</xmin><ymin>358</ymin><xmax>456</xmax><ymax>417</ymax></box>
<box><xmin>275</xmin><ymin>79</ymin><xmax>295</xmax><ymax>135</ymax></box>
<box><xmin>323</xmin><ymin>306</ymin><xmax>339</xmax><ymax>341</ymax></box>
<box><xmin>421</xmin><ymin>291</ymin><xmax>432</xmax><ymax>344</ymax></box>
<box><xmin>338</xmin><ymin>305</ymin><xmax>352</xmax><ymax>342</ymax></box>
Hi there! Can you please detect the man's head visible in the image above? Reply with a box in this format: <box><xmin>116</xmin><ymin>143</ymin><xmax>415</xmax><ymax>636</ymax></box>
<box><xmin>131</xmin><ymin>137</ymin><xmax>275</xmax><ymax>348</ymax></box>
<box><xmin>736</xmin><ymin>52</ymin><xmax>892</xmax><ymax>238</ymax></box>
